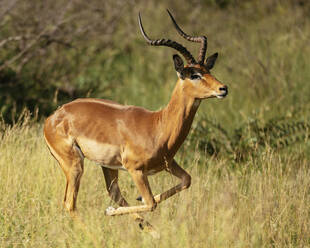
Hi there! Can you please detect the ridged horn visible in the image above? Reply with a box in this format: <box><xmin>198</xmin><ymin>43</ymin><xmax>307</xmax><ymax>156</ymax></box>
<box><xmin>167</xmin><ymin>9</ymin><xmax>207</xmax><ymax>65</ymax></box>
<box><xmin>138</xmin><ymin>12</ymin><xmax>196</xmax><ymax>65</ymax></box>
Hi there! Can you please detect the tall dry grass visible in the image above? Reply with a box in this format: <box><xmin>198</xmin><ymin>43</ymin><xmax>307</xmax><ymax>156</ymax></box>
<box><xmin>0</xmin><ymin>116</ymin><xmax>309</xmax><ymax>247</ymax></box>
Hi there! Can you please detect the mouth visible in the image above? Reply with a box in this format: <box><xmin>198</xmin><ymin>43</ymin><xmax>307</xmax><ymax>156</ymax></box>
<box><xmin>216</xmin><ymin>91</ymin><xmax>228</xmax><ymax>99</ymax></box>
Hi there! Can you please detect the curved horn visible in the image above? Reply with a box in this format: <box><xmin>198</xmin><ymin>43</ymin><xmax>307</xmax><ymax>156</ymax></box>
<box><xmin>167</xmin><ymin>9</ymin><xmax>207</xmax><ymax>65</ymax></box>
<box><xmin>138</xmin><ymin>12</ymin><xmax>196</xmax><ymax>65</ymax></box>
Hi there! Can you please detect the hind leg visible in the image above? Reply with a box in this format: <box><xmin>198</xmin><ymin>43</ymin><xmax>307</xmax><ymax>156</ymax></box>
<box><xmin>62</xmin><ymin>150</ymin><xmax>84</xmax><ymax>212</ymax></box>
<box><xmin>102</xmin><ymin>168</ymin><xmax>129</xmax><ymax>207</ymax></box>
<box><xmin>45</xmin><ymin>136</ymin><xmax>84</xmax><ymax>212</ymax></box>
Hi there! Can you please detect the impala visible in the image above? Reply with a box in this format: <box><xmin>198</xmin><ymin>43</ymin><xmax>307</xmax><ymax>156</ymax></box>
<box><xmin>44</xmin><ymin>10</ymin><xmax>228</xmax><ymax>230</ymax></box>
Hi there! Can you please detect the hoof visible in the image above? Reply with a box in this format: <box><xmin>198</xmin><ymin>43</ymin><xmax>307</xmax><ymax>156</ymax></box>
<box><xmin>105</xmin><ymin>206</ymin><xmax>116</xmax><ymax>216</ymax></box>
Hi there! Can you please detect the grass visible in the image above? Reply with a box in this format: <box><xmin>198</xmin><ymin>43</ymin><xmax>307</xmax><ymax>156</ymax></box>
<box><xmin>0</xmin><ymin>116</ymin><xmax>309</xmax><ymax>247</ymax></box>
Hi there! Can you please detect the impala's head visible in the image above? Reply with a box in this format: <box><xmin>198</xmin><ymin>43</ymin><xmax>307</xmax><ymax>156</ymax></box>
<box><xmin>139</xmin><ymin>10</ymin><xmax>228</xmax><ymax>100</ymax></box>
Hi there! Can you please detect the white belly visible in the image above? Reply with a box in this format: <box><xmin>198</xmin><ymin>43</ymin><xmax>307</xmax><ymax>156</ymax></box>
<box><xmin>76</xmin><ymin>137</ymin><xmax>122</xmax><ymax>166</ymax></box>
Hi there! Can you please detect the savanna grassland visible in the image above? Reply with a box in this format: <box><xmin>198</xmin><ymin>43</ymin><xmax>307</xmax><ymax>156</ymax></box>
<box><xmin>1</xmin><ymin>0</ymin><xmax>310</xmax><ymax>247</ymax></box>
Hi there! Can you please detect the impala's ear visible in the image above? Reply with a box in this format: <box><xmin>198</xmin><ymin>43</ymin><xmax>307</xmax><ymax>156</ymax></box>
<box><xmin>173</xmin><ymin>54</ymin><xmax>184</xmax><ymax>76</ymax></box>
<box><xmin>205</xmin><ymin>52</ymin><xmax>218</xmax><ymax>70</ymax></box>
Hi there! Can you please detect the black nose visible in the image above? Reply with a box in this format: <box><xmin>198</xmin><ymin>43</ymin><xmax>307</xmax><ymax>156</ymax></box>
<box><xmin>219</xmin><ymin>85</ymin><xmax>227</xmax><ymax>91</ymax></box>
<box><xmin>219</xmin><ymin>85</ymin><xmax>228</xmax><ymax>97</ymax></box>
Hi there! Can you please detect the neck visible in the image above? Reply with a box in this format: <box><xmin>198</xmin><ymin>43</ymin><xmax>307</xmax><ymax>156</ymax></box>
<box><xmin>159</xmin><ymin>80</ymin><xmax>201</xmax><ymax>157</ymax></box>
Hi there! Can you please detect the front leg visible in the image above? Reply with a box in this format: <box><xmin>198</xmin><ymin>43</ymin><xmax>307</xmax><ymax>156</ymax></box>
<box><xmin>105</xmin><ymin>169</ymin><xmax>157</xmax><ymax>216</ymax></box>
<box><xmin>136</xmin><ymin>160</ymin><xmax>191</xmax><ymax>204</ymax></box>
<box><xmin>154</xmin><ymin>159</ymin><xmax>191</xmax><ymax>204</ymax></box>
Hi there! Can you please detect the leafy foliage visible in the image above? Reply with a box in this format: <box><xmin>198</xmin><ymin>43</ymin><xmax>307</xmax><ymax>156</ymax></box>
<box><xmin>189</xmin><ymin>114</ymin><xmax>310</xmax><ymax>161</ymax></box>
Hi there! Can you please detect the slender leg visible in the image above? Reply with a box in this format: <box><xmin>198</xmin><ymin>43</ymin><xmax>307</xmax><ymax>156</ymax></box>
<box><xmin>46</xmin><ymin>139</ymin><xmax>84</xmax><ymax>212</ymax></box>
<box><xmin>136</xmin><ymin>159</ymin><xmax>191</xmax><ymax>204</ymax></box>
<box><xmin>102</xmin><ymin>168</ymin><xmax>129</xmax><ymax>207</ymax></box>
<box><xmin>102</xmin><ymin>168</ymin><xmax>158</xmax><ymax>237</ymax></box>
<box><xmin>102</xmin><ymin>168</ymin><xmax>143</xmax><ymax>221</ymax></box>
<box><xmin>106</xmin><ymin>160</ymin><xmax>190</xmax><ymax>216</ymax></box>
<box><xmin>64</xmin><ymin>157</ymin><xmax>84</xmax><ymax>211</ymax></box>
<box><xmin>105</xmin><ymin>169</ymin><xmax>157</xmax><ymax>216</ymax></box>
<box><xmin>44</xmin><ymin>122</ymin><xmax>85</xmax><ymax>213</ymax></box>
<box><xmin>153</xmin><ymin>159</ymin><xmax>191</xmax><ymax>204</ymax></box>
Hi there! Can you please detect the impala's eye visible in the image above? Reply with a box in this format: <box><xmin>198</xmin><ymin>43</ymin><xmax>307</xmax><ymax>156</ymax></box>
<box><xmin>190</xmin><ymin>74</ymin><xmax>201</xmax><ymax>80</ymax></box>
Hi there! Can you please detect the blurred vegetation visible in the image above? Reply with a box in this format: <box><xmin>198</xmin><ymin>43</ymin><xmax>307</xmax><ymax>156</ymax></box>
<box><xmin>187</xmin><ymin>112</ymin><xmax>310</xmax><ymax>161</ymax></box>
